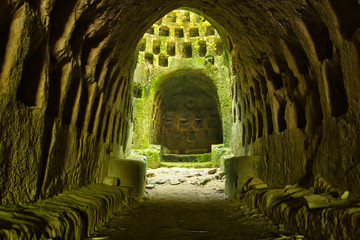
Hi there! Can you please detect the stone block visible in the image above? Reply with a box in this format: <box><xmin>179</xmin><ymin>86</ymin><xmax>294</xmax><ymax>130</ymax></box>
<box><xmin>224</xmin><ymin>156</ymin><xmax>261</xmax><ymax>198</ymax></box>
<box><xmin>108</xmin><ymin>157</ymin><xmax>146</xmax><ymax>198</ymax></box>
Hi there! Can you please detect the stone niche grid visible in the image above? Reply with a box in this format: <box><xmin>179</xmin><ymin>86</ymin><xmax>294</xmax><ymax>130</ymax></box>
<box><xmin>132</xmin><ymin>9</ymin><xmax>232</xmax><ymax>153</ymax></box>
<box><xmin>151</xmin><ymin>70</ymin><xmax>223</xmax><ymax>154</ymax></box>
<box><xmin>136</xmin><ymin>9</ymin><xmax>223</xmax><ymax>69</ymax></box>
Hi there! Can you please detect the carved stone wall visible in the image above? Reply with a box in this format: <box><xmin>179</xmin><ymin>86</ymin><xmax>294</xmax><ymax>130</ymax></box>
<box><xmin>1</xmin><ymin>0</ymin><xmax>360</xmax><ymax>204</ymax></box>
<box><xmin>154</xmin><ymin>86</ymin><xmax>222</xmax><ymax>154</ymax></box>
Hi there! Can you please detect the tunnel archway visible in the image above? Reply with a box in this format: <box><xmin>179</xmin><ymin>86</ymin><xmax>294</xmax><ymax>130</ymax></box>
<box><xmin>150</xmin><ymin>69</ymin><xmax>223</xmax><ymax>154</ymax></box>
<box><xmin>2</xmin><ymin>1</ymin><xmax>360</xmax><ymax>238</ymax></box>
<box><xmin>1</xmin><ymin>0</ymin><xmax>359</xmax><ymax>208</ymax></box>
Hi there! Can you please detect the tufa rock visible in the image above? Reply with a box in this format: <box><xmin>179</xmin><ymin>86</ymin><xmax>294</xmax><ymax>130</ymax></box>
<box><xmin>146</xmin><ymin>184</ymin><xmax>155</xmax><ymax>189</ymax></box>
<box><xmin>198</xmin><ymin>177</ymin><xmax>211</xmax><ymax>185</ymax></box>
<box><xmin>155</xmin><ymin>179</ymin><xmax>167</xmax><ymax>184</ymax></box>
<box><xmin>170</xmin><ymin>179</ymin><xmax>181</xmax><ymax>185</ymax></box>
<box><xmin>147</xmin><ymin>172</ymin><xmax>156</xmax><ymax>178</ymax></box>
<box><xmin>208</xmin><ymin>168</ymin><xmax>217</xmax><ymax>174</ymax></box>
<box><xmin>242</xmin><ymin>177</ymin><xmax>264</xmax><ymax>192</ymax></box>
<box><xmin>341</xmin><ymin>191</ymin><xmax>350</xmax><ymax>200</ymax></box>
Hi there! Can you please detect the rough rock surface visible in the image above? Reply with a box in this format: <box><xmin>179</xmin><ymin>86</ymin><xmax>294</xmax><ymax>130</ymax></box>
<box><xmin>1</xmin><ymin>0</ymin><xmax>360</xmax><ymax>219</ymax></box>
<box><xmin>0</xmin><ymin>184</ymin><xmax>131</xmax><ymax>239</ymax></box>
<box><xmin>242</xmin><ymin>187</ymin><xmax>360</xmax><ymax>240</ymax></box>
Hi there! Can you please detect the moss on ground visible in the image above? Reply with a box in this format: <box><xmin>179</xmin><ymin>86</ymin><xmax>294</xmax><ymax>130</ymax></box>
<box><xmin>160</xmin><ymin>162</ymin><xmax>213</xmax><ymax>168</ymax></box>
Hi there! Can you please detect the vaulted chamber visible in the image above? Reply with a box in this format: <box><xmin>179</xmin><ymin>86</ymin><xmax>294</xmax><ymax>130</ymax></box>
<box><xmin>151</xmin><ymin>70</ymin><xmax>223</xmax><ymax>154</ymax></box>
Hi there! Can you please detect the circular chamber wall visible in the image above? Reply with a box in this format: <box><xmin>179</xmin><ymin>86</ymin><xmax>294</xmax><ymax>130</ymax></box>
<box><xmin>151</xmin><ymin>70</ymin><xmax>223</xmax><ymax>154</ymax></box>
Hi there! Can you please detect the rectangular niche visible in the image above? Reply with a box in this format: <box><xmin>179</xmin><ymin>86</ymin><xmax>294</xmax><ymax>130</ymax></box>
<box><xmin>147</xmin><ymin>27</ymin><xmax>154</xmax><ymax>34</ymax></box>
<box><xmin>139</xmin><ymin>38</ymin><xmax>146</xmax><ymax>51</ymax></box>
<box><xmin>174</xmin><ymin>131</ymin><xmax>181</xmax><ymax>140</ymax></box>
<box><xmin>167</xmin><ymin>13</ymin><xmax>177</xmax><ymax>23</ymax></box>
<box><xmin>145</xmin><ymin>52</ymin><xmax>154</xmax><ymax>64</ymax></box>
<box><xmin>165</xmin><ymin>120</ymin><xmax>173</xmax><ymax>128</ymax></box>
<box><xmin>215</xmin><ymin>41</ymin><xmax>223</xmax><ymax>56</ymax></box>
<box><xmin>205</xmin><ymin>25</ymin><xmax>215</xmax><ymax>36</ymax></box>
<box><xmin>180</xmin><ymin>120</ymin><xmax>190</xmax><ymax>129</ymax></box>
<box><xmin>188</xmin><ymin>131</ymin><xmax>196</xmax><ymax>141</ymax></box>
<box><xmin>152</xmin><ymin>39</ymin><xmax>161</xmax><ymax>55</ymax></box>
<box><xmin>167</xmin><ymin>41</ymin><xmax>175</xmax><ymax>56</ymax></box>
<box><xmin>182</xmin><ymin>12</ymin><xmax>190</xmax><ymax>22</ymax></box>
<box><xmin>159</xmin><ymin>26</ymin><xmax>170</xmax><ymax>36</ymax></box>
<box><xmin>195</xmin><ymin>109</ymin><xmax>205</xmax><ymax>118</ymax></box>
<box><xmin>175</xmin><ymin>28</ymin><xmax>184</xmax><ymax>38</ymax></box>
<box><xmin>198</xmin><ymin>41</ymin><xmax>207</xmax><ymax>57</ymax></box>
<box><xmin>182</xmin><ymin>42</ymin><xmax>192</xmax><ymax>58</ymax></box>
<box><xmin>195</xmin><ymin>119</ymin><xmax>203</xmax><ymax>128</ymax></box>
<box><xmin>159</xmin><ymin>54</ymin><xmax>168</xmax><ymax>67</ymax></box>
<box><xmin>189</xmin><ymin>28</ymin><xmax>199</xmax><ymax>37</ymax></box>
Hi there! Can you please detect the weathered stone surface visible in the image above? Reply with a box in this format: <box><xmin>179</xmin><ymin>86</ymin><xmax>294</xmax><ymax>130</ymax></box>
<box><xmin>208</xmin><ymin>168</ymin><xmax>217</xmax><ymax>174</ymax></box>
<box><xmin>155</xmin><ymin>179</ymin><xmax>167</xmax><ymax>184</ymax></box>
<box><xmin>243</xmin><ymin>188</ymin><xmax>360</xmax><ymax>239</ymax></box>
<box><xmin>132</xmin><ymin>11</ymin><xmax>232</xmax><ymax>151</ymax></box>
<box><xmin>146</xmin><ymin>184</ymin><xmax>155</xmax><ymax>189</ymax></box>
<box><xmin>198</xmin><ymin>177</ymin><xmax>211</xmax><ymax>185</ymax></box>
<box><xmin>169</xmin><ymin>179</ymin><xmax>181</xmax><ymax>185</ymax></box>
<box><xmin>108</xmin><ymin>157</ymin><xmax>146</xmax><ymax>198</ymax></box>
<box><xmin>146</xmin><ymin>172</ymin><xmax>156</xmax><ymax>178</ymax></box>
<box><xmin>0</xmin><ymin>1</ymin><xmax>360</xmax><ymax>238</ymax></box>
<box><xmin>0</xmin><ymin>184</ymin><xmax>130</xmax><ymax>239</ymax></box>
<box><xmin>103</xmin><ymin>177</ymin><xmax>120</xmax><ymax>186</ymax></box>
<box><xmin>224</xmin><ymin>156</ymin><xmax>260</xmax><ymax>198</ymax></box>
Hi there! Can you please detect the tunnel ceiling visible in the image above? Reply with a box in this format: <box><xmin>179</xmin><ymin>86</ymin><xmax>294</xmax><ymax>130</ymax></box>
<box><xmin>155</xmin><ymin>70</ymin><xmax>220</xmax><ymax>103</ymax></box>
<box><xmin>1</xmin><ymin>0</ymin><xmax>360</xmax><ymax>204</ymax></box>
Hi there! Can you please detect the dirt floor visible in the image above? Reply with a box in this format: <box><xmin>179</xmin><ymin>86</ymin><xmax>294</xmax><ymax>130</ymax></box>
<box><xmin>89</xmin><ymin>167</ymin><xmax>306</xmax><ymax>240</ymax></box>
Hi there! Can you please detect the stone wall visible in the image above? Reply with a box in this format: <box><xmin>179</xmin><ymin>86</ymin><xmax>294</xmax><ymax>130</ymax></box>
<box><xmin>151</xmin><ymin>70</ymin><xmax>223</xmax><ymax>154</ymax></box>
<box><xmin>132</xmin><ymin>9</ymin><xmax>232</xmax><ymax>150</ymax></box>
<box><xmin>1</xmin><ymin>0</ymin><xmax>360</xmax><ymax>204</ymax></box>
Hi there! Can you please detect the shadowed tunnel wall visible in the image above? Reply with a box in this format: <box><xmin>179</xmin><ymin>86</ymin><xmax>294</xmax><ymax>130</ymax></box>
<box><xmin>1</xmin><ymin>0</ymin><xmax>360</xmax><ymax>205</ymax></box>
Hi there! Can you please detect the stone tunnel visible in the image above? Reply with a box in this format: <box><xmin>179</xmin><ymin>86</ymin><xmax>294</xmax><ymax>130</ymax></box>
<box><xmin>1</xmin><ymin>0</ymin><xmax>360</xmax><ymax>239</ymax></box>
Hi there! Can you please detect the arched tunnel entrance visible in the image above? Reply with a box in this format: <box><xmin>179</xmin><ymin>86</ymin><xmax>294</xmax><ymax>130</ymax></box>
<box><xmin>1</xmin><ymin>0</ymin><xmax>360</xmax><ymax>239</ymax></box>
<box><xmin>151</xmin><ymin>70</ymin><xmax>223</xmax><ymax>154</ymax></box>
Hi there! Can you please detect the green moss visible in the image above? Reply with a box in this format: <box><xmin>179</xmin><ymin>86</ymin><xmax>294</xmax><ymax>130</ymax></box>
<box><xmin>211</xmin><ymin>144</ymin><xmax>232</xmax><ymax>168</ymax></box>
<box><xmin>160</xmin><ymin>162</ymin><xmax>213</xmax><ymax>168</ymax></box>
<box><xmin>162</xmin><ymin>153</ymin><xmax>211</xmax><ymax>163</ymax></box>
<box><xmin>131</xmin><ymin>147</ymin><xmax>162</xmax><ymax>169</ymax></box>
<box><xmin>132</xmin><ymin>98</ymin><xmax>152</xmax><ymax>149</ymax></box>
<box><xmin>132</xmin><ymin>9</ymin><xmax>233</xmax><ymax>151</ymax></box>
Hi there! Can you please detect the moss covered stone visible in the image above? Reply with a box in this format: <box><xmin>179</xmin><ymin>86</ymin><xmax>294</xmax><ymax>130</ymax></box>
<box><xmin>132</xmin><ymin>10</ymin><xmax>232</xmax><ymax>153</ymax></box>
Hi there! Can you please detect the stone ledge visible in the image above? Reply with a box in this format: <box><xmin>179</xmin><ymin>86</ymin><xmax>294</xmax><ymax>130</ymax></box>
<box><xmin>0</xmin><ymin>184</ymin><xmax>131</xmax><ymax>240</ymax></box>
<box><xmin>108</xmin><ymin>157</ymin><xmax>147</xmax><ymax>198</ymax></box>
<box><xmin>242</xmin><ymin>188</ymin><xmax>360</xmax><ymax>239</ymax></box>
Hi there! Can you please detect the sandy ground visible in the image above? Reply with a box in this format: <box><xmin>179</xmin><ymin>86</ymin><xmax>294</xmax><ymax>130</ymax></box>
<box><xmin>144</xmin><ymin>167</ymin><xmax>226</xmax><ymax>202</ymax></box>
<box><xmin>89</xmin><ymin>168</ymin><xmax>306</xmax><ymax>240</ymax></box>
